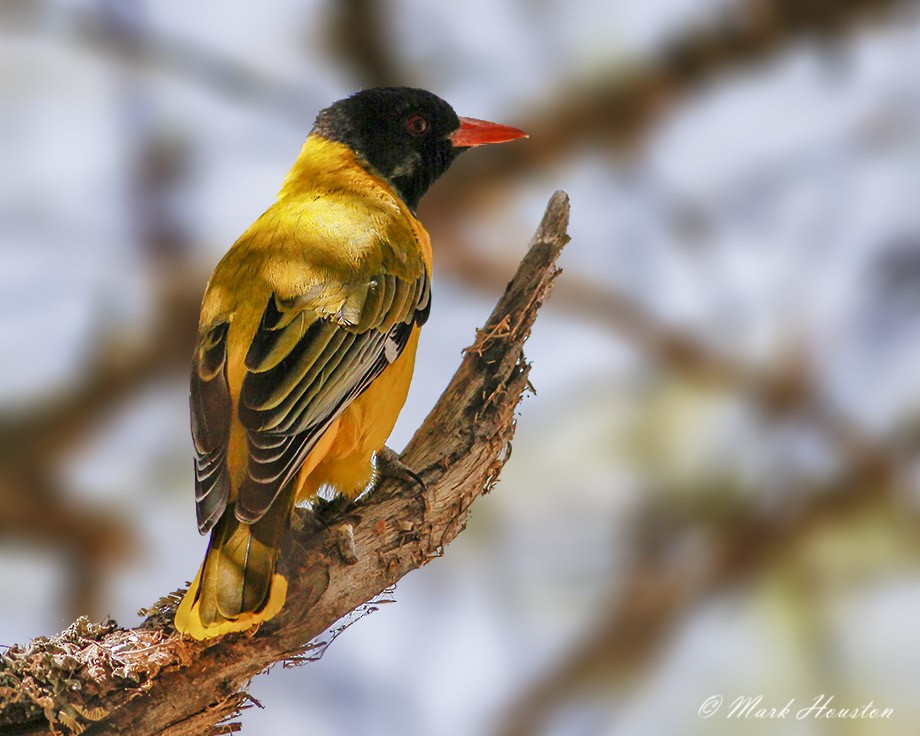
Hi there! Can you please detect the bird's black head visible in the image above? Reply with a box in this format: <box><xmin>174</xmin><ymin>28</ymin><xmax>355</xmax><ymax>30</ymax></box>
<box><xmin>312</xmin><ymin>87</ymin><xmax>526</xmax><ymax>210</ymax></box>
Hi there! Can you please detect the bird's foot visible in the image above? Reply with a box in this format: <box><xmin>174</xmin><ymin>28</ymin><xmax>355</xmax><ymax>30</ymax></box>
<box><xmin>375</xmin><ymin>446</ymin><xmax>426</xmax><ymax>492</ymax></box>
<box><xmin>312</xmin><ymin>493</ymin><xmax>354</xmax><ymax>525</ymax></box>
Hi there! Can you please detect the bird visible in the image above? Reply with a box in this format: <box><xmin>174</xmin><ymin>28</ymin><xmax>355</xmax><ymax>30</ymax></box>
<box><xmin>174</xmin><ymin>87</ymin><xmax>527</xmax><ymax>640</ymax></box>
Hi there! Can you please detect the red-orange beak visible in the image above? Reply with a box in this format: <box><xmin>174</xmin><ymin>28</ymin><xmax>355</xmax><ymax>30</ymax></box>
<box><xmin>450</xmin><ymin>117</ymin><xmax>528</xmax><ymax>148</ymax></box>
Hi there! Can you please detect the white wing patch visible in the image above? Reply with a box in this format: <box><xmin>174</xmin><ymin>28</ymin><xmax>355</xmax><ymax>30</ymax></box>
<box><xmin>384</xmin><ymin>334</ymin><xmax>400</xmax><ymax>363</ymax></box>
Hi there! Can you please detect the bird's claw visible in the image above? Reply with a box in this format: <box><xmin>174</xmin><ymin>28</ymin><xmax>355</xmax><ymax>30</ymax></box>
<box><xmin>375</xmin><ymin>446</ymin><xmax>426</xmax><ymax>492</ymax></box>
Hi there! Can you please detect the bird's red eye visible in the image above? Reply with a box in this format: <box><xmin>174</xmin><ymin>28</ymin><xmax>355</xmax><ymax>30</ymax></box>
<box><xmin>406</xmin><ymin>114</ymin><xmax>429</xmax><ymax>136</ymax></box>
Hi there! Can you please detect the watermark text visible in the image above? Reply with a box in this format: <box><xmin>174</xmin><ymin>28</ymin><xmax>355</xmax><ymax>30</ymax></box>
<box><xmin>698</xmin><ymin>694</ymin><xmax>893</xmax><ymax>721</ymax></box>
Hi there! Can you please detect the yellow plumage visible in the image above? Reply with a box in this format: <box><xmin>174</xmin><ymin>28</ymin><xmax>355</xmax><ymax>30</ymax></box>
<box><xmin>174</xmin><ymin>86</ymin><xmax>526</xmax><ymax>640</ymax></box>
<box><xmin>175</xmin><ymin>136</ymin><xmax>431</xmax><ymax>639</ymax></box>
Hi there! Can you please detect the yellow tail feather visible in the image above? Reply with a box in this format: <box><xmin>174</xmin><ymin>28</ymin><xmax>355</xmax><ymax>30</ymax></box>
<box><xmin>175</xmin><ymin>510</ymin><xmax>289</xmax><ymax>641</ymax></box>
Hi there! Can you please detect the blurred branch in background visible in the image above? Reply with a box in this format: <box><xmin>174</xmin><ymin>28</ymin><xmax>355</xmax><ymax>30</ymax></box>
<box><xmin>497</xmin><ymin>465</ymin><xmax>914</xmax><ymax>736</ymax></box>
<box><xmin>465</xmin><ymin>236</ymin><xmax>909</xmax><ymax>733</ymax></box>
<box><xmin>422</xmin><ymin>0</ymin><xmax>914</xmax><ymax>241</ymax></box>
<box><xmin>0</xmin><ymin>257</ymin><xmax>201</xmax><ymax>618</ymax></box>
<box><xmin>442</xmin><ymin>248</ymin><xmax>897</xmax><ymax>477</ymax></box>
<box><xmin>0</xmin><ymin>0</ymin><xmax>315</xmax><ymax>122</ymax></box>
<box><xmin>3</xmin><ymin>0</ymin><xmax>908</xmax><ymax>192</ymax></box>
<box><xmin>493</xmin><ymin>291</ymin><xmax>915</xmax><ymax>735</ymax></box>
<box><xmin>0</xmin><ymin>0</ymin><xmax>208</xmax><ymax>618</ymax></box>
<box><xmin>325</xmin><ymin>0</ymin><xmax>404</xmax><ymax>88</ymax></box>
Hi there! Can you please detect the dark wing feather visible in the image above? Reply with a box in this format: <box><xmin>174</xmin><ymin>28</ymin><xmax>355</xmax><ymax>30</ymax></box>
<box><xmin>191</xmin><ymin>320</ymin><xmax>232</xmax><ymax>534</ymax></box>
<box><xmin>235</xmin><ymin>271</ymin><xmax>429</xmax><ymax>524</ymax></box>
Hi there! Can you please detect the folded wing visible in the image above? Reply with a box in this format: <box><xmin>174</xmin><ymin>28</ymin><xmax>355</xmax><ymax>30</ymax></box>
<box><xmin>189</xmin><ymin>267</ymin><xmax>430</xmax><ymax>528</ymax></box>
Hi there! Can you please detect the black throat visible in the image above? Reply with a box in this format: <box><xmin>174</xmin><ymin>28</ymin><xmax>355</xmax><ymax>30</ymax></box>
<box><xmin>311</xmin><ymin>88</ymin><xmax>465</xmax><ymax>211</ymax></box>
<box><xmin>381</xmin><ymin>143</ymin><xmax>461</xmax><ymax>211</ymax></box>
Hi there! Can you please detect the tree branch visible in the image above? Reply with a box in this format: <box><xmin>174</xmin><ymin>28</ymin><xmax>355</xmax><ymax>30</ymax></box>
<box><xmin>0</xmin><ymin>191</ymin><xmax>571</xmax><ymax>736</ymax></box>
<box><xmin>438</xmin><ymin>245</ymin><xmax>898</xmax><ymax>484</ymax></box>
<box><xmin>325</xmin><ymin>0</ymin><xmax>405</xmax><ymax>88</ymax></box>
<box><xmin>496</xmin><ymin>459</ymin><xmax>911</xmax><ymax>736</ymax></box>
<box><xmin>423</xmin><ymin>0</ymin><xmax>910</xmax><ymax>225</ymax></box>
<box><xmin>0</xmin><ymin>276</ymin><xmax>202</xmax><ymax>619</ymax></box>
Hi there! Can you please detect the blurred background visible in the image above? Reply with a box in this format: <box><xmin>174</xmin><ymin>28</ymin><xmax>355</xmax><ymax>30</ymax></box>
<box><xmin>2</xmin><ymin>0</ymin><xmax>920</xmax><ymax>733</ymax></box>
